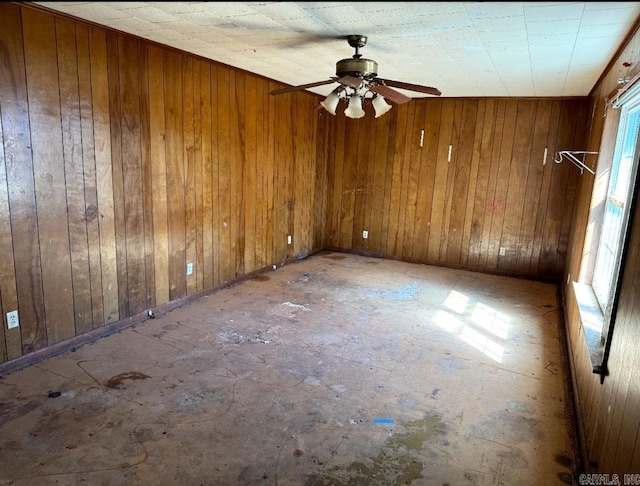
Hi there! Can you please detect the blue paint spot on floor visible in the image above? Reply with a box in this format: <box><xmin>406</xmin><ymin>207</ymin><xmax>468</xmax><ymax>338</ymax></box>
<box><xmin>368</xmin><ymin>282</ymin><xmax>421</xmax><ymax>301</ymax></box>
<box><xmin>373</xmin><ymin>418</ymin><xmax>395</xmax><ymax>424</ymax></box>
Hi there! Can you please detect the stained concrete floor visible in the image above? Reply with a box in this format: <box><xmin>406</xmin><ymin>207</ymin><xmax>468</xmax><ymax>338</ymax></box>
<box><xmin>0</xmin><ymin>252</ymin><xmax>576</xmax><ymax>485</ymax></box>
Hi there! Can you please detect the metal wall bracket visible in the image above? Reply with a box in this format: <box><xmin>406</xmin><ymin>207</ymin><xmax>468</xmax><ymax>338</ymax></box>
<box><xmin>554</xmin><ymin>151</ymin><xmax>598</xmax><ymax>175</ymax></box>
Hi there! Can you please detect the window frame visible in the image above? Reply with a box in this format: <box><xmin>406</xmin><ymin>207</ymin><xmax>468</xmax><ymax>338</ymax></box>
<box><xmin>575</xmin><ymin>83</ymin><xmax>640</xmax><ymax>382</ymax></box>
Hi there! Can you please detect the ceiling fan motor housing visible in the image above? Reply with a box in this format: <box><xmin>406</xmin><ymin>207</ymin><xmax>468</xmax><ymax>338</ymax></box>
<box><xmin>336</xmin><ymin>58</ymin><xmax>378</xmax><ymax>79</ymax></box>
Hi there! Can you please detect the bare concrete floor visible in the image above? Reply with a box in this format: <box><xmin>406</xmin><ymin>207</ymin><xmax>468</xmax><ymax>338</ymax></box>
<box><xmin>0</xmin><ymin>252</ymin><xmax>576</xmax><ymax>485</ymax></box>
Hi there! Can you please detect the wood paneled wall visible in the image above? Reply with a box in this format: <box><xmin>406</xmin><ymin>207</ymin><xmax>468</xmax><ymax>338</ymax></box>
<box><xmin>324</xmin><ymin>97</ymin><xmax>589</xmax><ymax>280</ymax></box>
<box><xmin>0</xmin><ymin>3</ymin><xmax>327</xmax><ymax>364</ymax></box>
<box><xmin>563</xmin><ymin>19</ymin><xmax>640</xmax><ymax>475</ymax></box>
<box><xmin>0</xmin><ymin>0</ymin><xmax>598</xmax><ymax>408</ymax></box>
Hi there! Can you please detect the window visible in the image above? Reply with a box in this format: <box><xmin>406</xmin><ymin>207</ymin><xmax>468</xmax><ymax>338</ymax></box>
<box><xmin>575</xmin><ymin>83</ymin><xmax>640</xmax><ymax>380</ymax></box>
<box><xmin>592</xmin><ymin>101</ymin><xmax>640</xmax><ymax>325</ymax></box>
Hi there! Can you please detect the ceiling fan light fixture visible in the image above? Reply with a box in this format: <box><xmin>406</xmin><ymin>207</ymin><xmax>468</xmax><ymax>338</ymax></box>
<box><xmin>269</xmin><ymin>35</ymin><xmax>441</xmax><ymax>119</ymax></box>
<box><xmin>345</xmin><ymin>94</ymin><xmax>365</xmax><ymax>119</ymax></box>
<box><xmin>372</xmin><ymin>94</ymin><xmax>392</xmax><ymax>118</ymax></box>
<box><xmin>320</xmin><ymin>89</ymin><xmax>341</xmax><ymax>115</ymax></box>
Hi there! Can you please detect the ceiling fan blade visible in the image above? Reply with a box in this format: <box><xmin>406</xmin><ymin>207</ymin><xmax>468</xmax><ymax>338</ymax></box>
<box><xmin>378</xmin><ymin>78</ymin><xmax>442</xmax><ymax>97</ymax></box>
<box><xmin>370</xmin><ymin>84</ymin><xmax>411</xmax><ymax>104</ymax></box>
<box><xmin>270</xmin><ymin>78</ymin><xmax>337</xmax><ymax>95</ymax></box>
<box><xmin>279</xmin><ymin>33</ymin><xmax>352</xmax><ymax>48</ymax></box>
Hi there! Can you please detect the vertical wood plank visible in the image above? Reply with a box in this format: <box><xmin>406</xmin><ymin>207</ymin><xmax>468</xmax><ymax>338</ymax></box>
<box><xmin>0</xmin><ymin>107</ymin><xmax>16</xmax><ymax>362</ymax></box>
<box><xmin>367</xmin><ymin>112</ymin><xmax>391</xmax><ymax>254</ymax></box>
<box><xmin>427</xmin><ymin>99</ymin><xmax>455</xmax><ymax>262</ymax></box>
<box><xmin>76</xmin><ymin>24</ymin><xmax>105</xmax><ymax>329</ymax></box>
<box><xmin>273</xmin><ymin>88</ymin><xmax>290</xmax><ymax>263</ymax></box>
<box><xmin>379</xmin><ymin>109</ymin><xmax>399</xmax><ymax>256</ymax></box>
<box><xmin>106</xmin><ymin>32</ymin><xmax>128</xmax><ymax>317</ymax></box>
<box><xmin>531</xmin><ymin>100</ymin><xmax>562</xmax><ymax>275</ymax></box>
<box><xmin>460</xmin><ymin>100</ymin><xmax>486</xmax><ymax>266</ymax></box>
<box><xmin>556</xmin><ymin>100</ymin><xmax>589</xmax><ymax>275</ymax></box>
<box><xmin>499</xmin><ymin>100</ymin><xmax>536</xmax><ymax>273</ymax></box>
<box><xmin>402</xmin><ymin>102</ymin><xmax>426</xmax><ymax>259</ymax></box>
<box><xmin>210</xmin><ymin>64</ymin><xmax>221</xmax><ymax>285</ymax></box>
<box><xmin>467</xmin><ymin>99</ymin><xmax>494</xmax><ymax>267</ymax></box>
<box><xmin>23</xmin><ymin>8</ymin><xmax>75</xmax><ymax>346</ymax></box>
<box><xmin>230</xmin><ymin>71</ymin><xmax>244</xmax><ymax>274</ymax></box>
<box><xmin>326</xmin><ymin>112</ymin><xmax>345</xmax><ymax>248</ymax></box>
<box><xmin>486</xmin><ymin>100</ymin><xmax>518</xmax><ymax>270</ymax></box>
<box><xmin>244</xmin><ymin>74</ymin><xmax>257</xmax><ymax>271</ymax></box>
<box><xmin>138</xmin><ymin>43</ymin><xmax>156</xmax><ymax>309</ymax></box>
<box><xmin>475</xmin><ymin>100</ymin><xmax>504</xmax><ymax>269</ymax></box>
<box><xmin>439</xmin><ymin>100</ymin><xmax>464</xmax><ymax>262</ymax></box>
<box><xmin>446</xmin><ymin>99</ymin><xmax>477</xmax><ymax>265</ymax></box>
<box><xmin>118</xmin><ymin>36</ymin><xmax>146</xmax><ymax>315</ymax></box>
<box><xmin>217</xmin><ymin>66</ymin><xmax>232</xmax><ymax>282</ymax></box>
<box><xmin>254</xmin><ymin>78</ymin><xmax>267</xmax><ymax>267</ymax></box>
<box><xmin>200</xmin><ymin>61</ymin><xmax>214</xmax><ymax>289</ymax></box>
<box><xmin>89</xmin><ymin>27</ymin><xmax>119</xmax><ymax>325</ymax></box>
<box><xmin>0</xmin><ymin>4</ymin><xmax>41</xmax><ymax>359</ymax></box>
<box><xmin>339</xmin><ymin>119</ymin><xmax>360</xmax><ymax>249</ymax></box>
<box><xmin>164</xmin><ymin>51</ymin><xmax>186</xmax><ymax>299</ymax></box>
<box><xmin>360</xmin><ymin>113</ymin><xmax>378</xmax><ymax>253</ymax></box>
<box><xmin>393</xmin><ymin>103</ymin><xmax>413</xmax><ymax>255</ymax></box>
<box><xmin>314</xmin><ymin>110</ymin><xmax>329</xmax><ymax>250</ymax></box>
<box><xmin>515</xmin><ymin>100</ymin><xmax>552</xmax><ymax>274</ymax></box>
<box><xmin>386</xmin><ymin>105</ymin><xmax>410</xmax><ymax>255</ymax></box>
<box><xmin>264</xmin><ymin>81</ymin><xmax>277</xmax><ymax>266</ymax></box>
<box><xmin>56</xmin><ymin>18</ymin><xmax>92</xmax><ymax>335</ymax></box>
<box><xmin>538</xmin><ymin>100</ymin><xmax>573</xmax><ymax>276</ymax></box>
<box><xmin>351</xmin><ymin>111</ymin><xmax>371</xmax><ymax>251</ymax></box>
<box><xmin>296</xmin><ymin>93</ymin><xmax>315</xmax><ymax>255</ymax></box>
<box><xmin>411</xmin><ymin>100</ymin><xmax>442</xmax><ymax>261</ymax></box>
<box><xmin>183</xmin><ymin>56</ymin><xmax>197</xmax><ymax>293</ymax></box>
<box><xmin>148</xmin><ymin>45</ymin><xmax>169</xmax><ymax>305</ymax></box>
<box><xmin>193</xmin><ymin>59</ymin><xmax>204</xmax><ymax>291</ymax></box>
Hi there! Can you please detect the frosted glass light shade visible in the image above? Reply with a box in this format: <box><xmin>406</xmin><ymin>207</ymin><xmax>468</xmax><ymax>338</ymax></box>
<box><xmin>372</xmin><ymin>95</ymin><xmax>392</xmax><ymax>118</ymax></box>
<box><xmin>345</xmin><ymin>95</ymin><xmax>365</xmax><ymax>119</ymax></box>
<box><xmin>320</xmin><ymin>91</ymin><xmax>341</xmax><ymax>115</ymax></box>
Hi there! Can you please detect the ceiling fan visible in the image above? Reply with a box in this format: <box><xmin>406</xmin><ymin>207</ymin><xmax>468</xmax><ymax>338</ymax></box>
<box><xmin>269</xmin><ymin>34</ymin><xmax>441</xmax><ymax>119</ymax></box>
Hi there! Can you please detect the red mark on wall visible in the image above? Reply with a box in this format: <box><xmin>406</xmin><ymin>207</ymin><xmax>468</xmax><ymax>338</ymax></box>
<box><xmin>486</xmin><ymin>198</ymin><xmax>505</xmax><ymax>214</ymax></box>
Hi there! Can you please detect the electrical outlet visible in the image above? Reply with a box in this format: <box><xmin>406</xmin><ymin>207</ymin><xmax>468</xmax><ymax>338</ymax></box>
<box><xmin>7</xmin><ymin>310</ymin><xmax>19</xmax><ymax>329</ymax></box>
<box><xmin>287</xmin><ymin>235</ymin><xmax>292</xmax><ymax>245</ymax></box>
<box><xmin>186</xmin><ymin>262</ymin><xmax>193</xmax><ymax>276</ymax></box>
<box><xmin>362</xmin><ymin>230</ymin><xmax>369</xmax><ymax>239</ymax></box>
<box><xmin>499</xmin><ymin>247</ymin><xmax>506</xmax><ymax>256</ymax></box>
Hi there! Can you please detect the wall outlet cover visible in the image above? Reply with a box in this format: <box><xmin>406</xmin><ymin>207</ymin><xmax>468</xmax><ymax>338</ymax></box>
<box><xmin>7</xmin><ymin>310</ymin><xmax>19</xmax><ymax>329</ymax></box>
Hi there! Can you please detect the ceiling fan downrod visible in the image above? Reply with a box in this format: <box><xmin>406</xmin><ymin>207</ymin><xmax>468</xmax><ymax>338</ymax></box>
<box><xmin>337</xmin><ymin>34</ymin><xmax>377</xmax><ymax>78</ymax></box>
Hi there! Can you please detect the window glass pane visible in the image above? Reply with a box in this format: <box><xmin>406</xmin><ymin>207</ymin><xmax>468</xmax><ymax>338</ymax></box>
<box><xmin>592</xmin><ymin>107</ymin><xmax>640</xmax><ymax>312</ymax></box>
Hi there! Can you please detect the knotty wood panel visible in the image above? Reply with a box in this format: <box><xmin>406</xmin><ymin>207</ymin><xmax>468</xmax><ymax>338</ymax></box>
<box><xmin>164</xmin><ymin>51</ymin><xmax>187</xmax><ymax>300</ymax></box>
<box><xmin>0</xmin><ymin>3</ymin><xmax>40</xmax><ymax>359</ymax></box>
<box><xmin>89</xmin><ymin>26</ymin><xmax>119</xmax><ymax>327</ymax></box>
<box><xmin>0</xmin><ymin>4</ymin><xmax>327</xmax><ymax>365</ymax></box>
<box><xmin>183</xmin><ymin>56</ymin><xmax>197</xmax><ymax>295</ymax></box>
<box><xmin>76</xmin><ymin>24</ymin><xmax>105</xmax><ymax>330</ymax></box>
<box><xmin>217</xmin><ymin>66</ymin><xmax>233</xmax><ymax>284</ymax></box>
<box><xmin>148</xmin><ymin>45</ymin><xmax>169</xmax><ymax>306</ymax></box>
<box><xmin>139</xmin><ymin>44</ymin><xmax>156</xmax><ymax>310</ymax></box>
<box><xmin>118</xmin><ymin>37</ymin><xmax>147</xmax><ymax>316</ymax></box>
<box><xmin>200</xmin><ymin>61</ymin><xmax>214</xmax><ymax>289</ymax></box>
<box><xmin>324</xmin><ymin>97</ymin><xmax>589</xmax><ymax>280</ymax></box>
<box><xmin>22</xmin><ymin>8</ymin><xmax>75</xmax><ymax>346</ymax></box>
<box><xmin>193</xmin><ymin>59</ymin><xmax>205</xmax><ymax>293</ymax></box>
<box><xmin>56</xmin><ymin>18</ymin><xmax>92</xmax><ymax>336</ymax></box>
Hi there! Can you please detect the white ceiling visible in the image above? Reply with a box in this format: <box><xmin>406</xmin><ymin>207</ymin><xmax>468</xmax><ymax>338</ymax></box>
<box><xmin>34</xmin><ymin>2</ymin><xmax>640</xmax><ymax>98</ymax></box>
